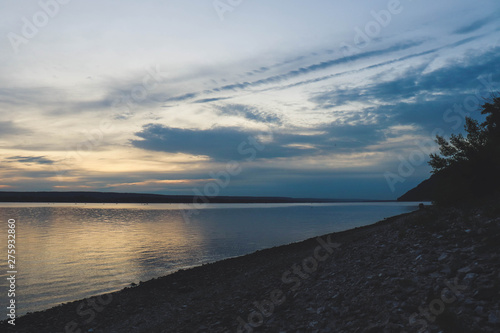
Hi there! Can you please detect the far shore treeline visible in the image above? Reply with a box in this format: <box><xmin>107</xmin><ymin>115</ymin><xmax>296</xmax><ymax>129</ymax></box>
<box><xmin>0</xmin><ymin>191</ymin><xmax>391</xmax><ymax>204</ymax></box>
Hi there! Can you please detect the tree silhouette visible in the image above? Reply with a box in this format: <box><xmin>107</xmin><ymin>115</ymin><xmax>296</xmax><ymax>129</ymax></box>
<box><xmin>428</xmin><ymin>96</ymin><xmax>500</xmax><ymax>203</ymax></box>
<box><xmin>429</xmin><ymin>117</ymin><xmax>488</xmax><ymax>173</ymax></box>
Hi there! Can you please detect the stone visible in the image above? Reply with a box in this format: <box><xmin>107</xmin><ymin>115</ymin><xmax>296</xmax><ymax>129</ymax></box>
<box><xmin>458</xmin><ymin>266</ymin><xmax>472</xmax><ymax>273</ymax></box>
<box><xmin>438</xmin><ymin>253</ymin><xmax>448</xmax><ymax>261</ymax></box>
<box><xmin>488</xmin><ymin>312</ymin><xmax>499</xmax><ymax>324</ymax></box>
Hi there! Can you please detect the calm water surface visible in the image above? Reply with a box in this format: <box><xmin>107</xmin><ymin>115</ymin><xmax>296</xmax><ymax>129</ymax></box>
<box><xmin>0</xmin><ymin>202</ymin><xmax>425</xmax><ymax>317</ymax></box>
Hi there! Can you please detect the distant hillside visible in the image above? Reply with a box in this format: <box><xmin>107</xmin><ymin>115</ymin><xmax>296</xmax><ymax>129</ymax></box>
<box><xmin>0</xmin><ymin>191</ymin><xmax>372</xmax><ymax>204</ymax></box>
<box><xmin>397</xmin><ymin>165</ymin><xmax>475</xmax><ymax>203</ymax></box>
<box><xmin>398</xmin><ymin>162</ymin><xmax>500</xmax><ymax>203</ymax></box>
<box><xmin>397</xmin><ymin>176</ymin><xmax>437</xmax><ymax>202</ymax></box>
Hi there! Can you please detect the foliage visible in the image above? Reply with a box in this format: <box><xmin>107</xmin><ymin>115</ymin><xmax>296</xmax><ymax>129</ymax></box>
<box><xmin>428</xmin><ymin>96</ymin><xmax>500</xmax><ymax>204</ymax></box>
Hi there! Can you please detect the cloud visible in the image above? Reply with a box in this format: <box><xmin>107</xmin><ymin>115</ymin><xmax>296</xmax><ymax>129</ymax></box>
<box><xmin>165</xmin><ymin>93</ymin><xmax>198</xmax><ymax>103</ymax></box>
<box><xmin>310</xmin><ymin>44</ymin><xmax>500</xmax><ymax>111</ymax></box>
<box><xmin>6</xmin><ymin>156</ymin><xmax>56</xmax><ymax>165</ymax></box>
<box><xmin>0</xmin><ymin>87</ymin><xmax>56</xmax><ymax>108</ymax></box>
<box><xmin>130</xmin><ymin>124</ymin><xmax>312</xmax><ymax>161</ymax></box>
<box><xmin>130</xmin><ymin>117</ymin><xmax>391</xmax><ymax>162</ymax></box>
<box><xmin>256</xmin><ymin>36</ymin><xmax>489</xmax><ymax>97</ymax></box>
<box><xmin>107</xmin><ymin>179</ymin><xmax>211</xmax><ymax>188</ymax></box>
<box><xmin>0</xmin><ymin>121</ymin><xmax>26</xmax><ymax>136</ymax></box>
<box><xmin>215</xmin><ymin>104</ymin><xmax>283</xmax><ymax>125</ymax></box>
<box><xmin>453</xmin><ymin>14</ymin><xmax>499</xmax><ymax>35</ymax></box>
<box><xmin>160</xmin><ymin>40</ymin><xmax>426</xmax><ymax>106</ymax></box>
<box><xmin>193</xmin><ymin>97</ymin><xmax>229</xmax><ymax>104</ymax></box>
<box><xmin>131</xmin><ymin>124</ymin><xmax>256</xmax><ymax>160</ymax></box>
<box><xmin>242</xmin><ymin>55</ymin><xmax>312</xmax><ymax>78</ymax></box>
<box><xmin>212</xmin><ymin>41</ymin><xmax>425</xmax><ymax>93</ymax></box>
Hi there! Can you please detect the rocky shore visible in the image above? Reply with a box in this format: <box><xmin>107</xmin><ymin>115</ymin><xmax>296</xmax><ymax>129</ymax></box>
<box><xmin>3</xmin><ymin>202</ymin><xmax>500</xmax><ymax>332</ymax></box>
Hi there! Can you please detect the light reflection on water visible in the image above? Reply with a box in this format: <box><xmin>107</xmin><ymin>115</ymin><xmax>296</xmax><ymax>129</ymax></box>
<box><xmin>0</xmin><ymin>202</ymin><xmax>424</xmax><ymax>316</ymax></box>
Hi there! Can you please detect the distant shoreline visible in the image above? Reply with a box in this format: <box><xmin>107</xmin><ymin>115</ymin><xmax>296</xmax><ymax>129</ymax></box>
<box><xmin>0</xmin><ymin>191</ymin><xmax>396</xmax><ymax>204</ymax></box>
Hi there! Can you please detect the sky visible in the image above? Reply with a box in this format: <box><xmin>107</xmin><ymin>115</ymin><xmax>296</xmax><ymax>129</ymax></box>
<box><xmin>0</xmin><ymin>0</ymin><xmax>499</xmax><ymax>200</ymax></box>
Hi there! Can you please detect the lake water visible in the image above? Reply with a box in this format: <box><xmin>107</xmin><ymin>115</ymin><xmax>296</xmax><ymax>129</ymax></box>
<box><xmin>0</xmin><ymin>202</ymin><xmax>424</xmax><ymax>317</ymax></box>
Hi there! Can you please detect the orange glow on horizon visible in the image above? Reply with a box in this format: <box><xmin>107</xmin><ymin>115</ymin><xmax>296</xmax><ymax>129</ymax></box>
<box><xmin>107</xmin><ymin>179</ymin><xmax>213</xmax><ymax>188</ymax></box>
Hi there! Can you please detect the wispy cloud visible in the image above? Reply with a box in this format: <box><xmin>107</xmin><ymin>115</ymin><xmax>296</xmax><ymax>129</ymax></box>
<box><xmin>453</xmin><ymin>13</ymin><xmax>499</xmax><ymax>34</ymax></box>
<box><xmin>212</xmin><ymin>41</ymin><xmax>425</xmax><ymax>93</ymax></box>
<box><xmin>107</xmin><ymin>179</ymin><xmax>211</xmax><ymax>188</ymax></box>
<box><xmin>6</xmin><ymin>156</ymin><xmax>56</xmax><ymax>165</ymax></box>
<box><xmin>310</xmin><ymin>44</ymin><xmax>500</xmax><ymax>111</ymax></box>
<box><xmin>193</xmin><ymin>97</ymin><xmax>229</xmax><ymax>104</ymax></box>
<box><xmin>161</xmin><ymin>40</ymin><xmax>426</xmax><ymax>105</ymax></box>
<box><xmin>165</xmin><ymin>93</ymin><xmax>199</xmax><ymax>103</ymax></box>
<box><xmin>214</xmin><ymin>104</ymin><xmax>282</xmax><ymax>125</ymax></box>
<box><xmin>0</xmin><ymin>121</ymin><xmax>27</xmax><ymax>136</ymax></box>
